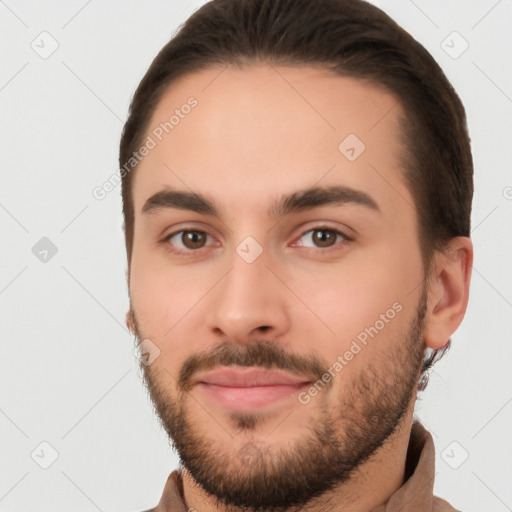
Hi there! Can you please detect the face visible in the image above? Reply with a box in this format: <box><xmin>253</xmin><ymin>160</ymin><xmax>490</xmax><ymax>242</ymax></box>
<box><xmin>127</xmin><ymin>64</ymin><xmax>428</xmax><ymax>510</ymax></box>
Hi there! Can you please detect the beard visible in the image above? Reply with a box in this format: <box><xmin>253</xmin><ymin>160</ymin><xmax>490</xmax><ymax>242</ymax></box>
<box><xmin>130</xmin><ymin>287</ymin><xmax>427</xmax><ymax>512</ymax></box>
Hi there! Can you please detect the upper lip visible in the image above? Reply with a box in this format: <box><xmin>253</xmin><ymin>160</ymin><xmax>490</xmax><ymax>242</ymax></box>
<box><xmin>194</xmin><ymin>367</ymin><xmax>312</xmax><ymax>387</ymax></box>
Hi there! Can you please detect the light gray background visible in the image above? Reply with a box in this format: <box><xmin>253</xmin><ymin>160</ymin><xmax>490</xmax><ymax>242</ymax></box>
<box><xmin>1</xmin><ymin>1</ymin><xmax>511</xmax><ymax>511</ymax></box>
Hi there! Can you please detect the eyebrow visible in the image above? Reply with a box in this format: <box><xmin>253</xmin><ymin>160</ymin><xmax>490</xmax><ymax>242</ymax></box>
<box><xmin>141</xmin><ymin>184</ymin><xmax>380</xmax><ymax>218</ymax></box>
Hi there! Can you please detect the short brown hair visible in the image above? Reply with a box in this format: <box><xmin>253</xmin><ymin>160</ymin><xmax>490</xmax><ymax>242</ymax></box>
<box><xmin>119</xmin><ymin>0</ymin><xmax>473</xmax><ymax>389</ymax></box>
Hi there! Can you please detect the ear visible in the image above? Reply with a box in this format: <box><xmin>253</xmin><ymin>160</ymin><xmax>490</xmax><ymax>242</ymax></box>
<box><xmin>423</xmin><ymin>237</ymin><xmax>473</xmax><ymax>350</ymax></box>
<box><xmin>126</xmin><ymin>309</ymin><xmax>135</xmax><ymax>333</ymax></box>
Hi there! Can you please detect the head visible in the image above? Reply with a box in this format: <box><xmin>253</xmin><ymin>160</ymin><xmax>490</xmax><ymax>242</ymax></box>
<box><xmin>120</xmin><ymin>0</ymin><xmax>473</xmax><ymax>509</ymax></box>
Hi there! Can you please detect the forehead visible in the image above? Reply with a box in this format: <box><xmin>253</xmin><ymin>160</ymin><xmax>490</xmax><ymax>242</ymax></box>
<box><xmin>132</xmin><ymin>64</ymin><xmax>412</xmax><ymax>220</ymax></box>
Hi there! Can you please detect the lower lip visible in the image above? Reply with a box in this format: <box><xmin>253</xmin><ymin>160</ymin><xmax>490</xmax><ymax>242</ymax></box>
<box><xmin>196</xmin><ymin>382</ymin><xmax>310</xmax><ymax>411</ymax></box>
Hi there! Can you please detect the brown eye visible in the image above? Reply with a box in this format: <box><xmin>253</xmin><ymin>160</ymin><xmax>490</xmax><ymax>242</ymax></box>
<box><xmin>165</xmin><ymin>230</ymin><xmax>212</xmax><ymax>252</ymax></box>
<box><xmin>296</xmin><ymin>227</ymin><xmax>347</xmax><ymax>250</ymax></box>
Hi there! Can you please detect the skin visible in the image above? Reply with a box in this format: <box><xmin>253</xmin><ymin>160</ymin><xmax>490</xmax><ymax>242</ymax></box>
<box><xmin>125</xmin><ymin>64</ymin><xmax>473</xmax><ymax>512</ymax></box>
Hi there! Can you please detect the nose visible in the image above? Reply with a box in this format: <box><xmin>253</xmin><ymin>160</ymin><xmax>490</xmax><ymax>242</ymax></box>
<box><xmin>205</xmin><ymin>245</ymin><xmax>290</xmax><ymax>344</ymax></box>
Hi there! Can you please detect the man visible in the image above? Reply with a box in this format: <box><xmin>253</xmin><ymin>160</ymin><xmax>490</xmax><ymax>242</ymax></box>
<box><xmin>120</xmin><ymin>0</ymin><xmax>473</xmax><ymax>510</ymax></box>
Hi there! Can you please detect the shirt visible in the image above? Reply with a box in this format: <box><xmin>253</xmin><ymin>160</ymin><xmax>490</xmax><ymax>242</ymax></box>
<box><xmin>143</xmin><ymin>421</ymin><xmax>461</xmax><ymax>512</ymax></box>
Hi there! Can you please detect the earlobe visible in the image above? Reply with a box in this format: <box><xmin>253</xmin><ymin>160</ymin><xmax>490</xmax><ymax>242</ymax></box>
<box><xmin>423</xmin><ymin>237</ymin><xmax>473</xmax><ymax>350</ymax></box>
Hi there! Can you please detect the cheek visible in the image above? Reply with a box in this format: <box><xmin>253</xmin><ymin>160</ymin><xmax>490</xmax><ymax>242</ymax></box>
<box><xmin>129</xmin><ymin>250</ymin><xmax>224</xmax><ymax>369</ymax></box>
<box><xmin>130</xmin><ymin>262</ymin><xmax>209</xmax><ymax>334</ymax></box>
<box><xmin>300</xmin><ymin>277</ymin><xmax>414</xmax><ymax>389</ymax></box>
<box><xmin>286</xmin><ymin>246</ymin><xmax>420</xmax><ymax>359</ymax></box>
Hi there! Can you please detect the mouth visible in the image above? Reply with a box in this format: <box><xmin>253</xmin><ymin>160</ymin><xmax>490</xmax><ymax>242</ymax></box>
<box><xmin>193</xmin><ymin>367</ymin><xmax>312</xmax><ymax>411</ymax></box>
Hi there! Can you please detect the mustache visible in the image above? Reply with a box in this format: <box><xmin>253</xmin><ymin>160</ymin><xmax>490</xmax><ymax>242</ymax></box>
<box><xmin>178</xmin><ymin>340</ymin><xmax>330</xmax><ymax>393</ymax></box>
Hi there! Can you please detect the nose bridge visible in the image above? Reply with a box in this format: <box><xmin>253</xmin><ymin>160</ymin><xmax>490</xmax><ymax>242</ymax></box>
<box><xmin>205</xmin><ymin>237</ymin><xmax>290</xmax><ymax>341</ymax></box>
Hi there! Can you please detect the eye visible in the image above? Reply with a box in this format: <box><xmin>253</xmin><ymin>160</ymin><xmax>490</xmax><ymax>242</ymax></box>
<box><xmin>163</xmin><ymin>229</ymin><xmax>216</xmax><ymax>253</ymax></box>
<box><xmin>161</xmin><ymin>225</ymin><xmax>350</xmax><ymax>256</ymax></box>
<box><xmin>294</xmin><ymin>226</ymin><xmax>349</xmax><ymax>250</ymax></box>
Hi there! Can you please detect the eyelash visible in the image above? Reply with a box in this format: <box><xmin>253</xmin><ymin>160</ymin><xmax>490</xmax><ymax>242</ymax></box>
<box><xmin>161</xmin><ymin>225</ymin><xmax>352</xmax><ymax>255</ymax></box>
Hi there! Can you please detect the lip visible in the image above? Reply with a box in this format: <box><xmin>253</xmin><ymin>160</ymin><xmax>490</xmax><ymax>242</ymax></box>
<box><xmin>193</xmin><ymin>367</ymin><xmax>312</xmax><ymax>411</ymax></box>
<box><xmin>194</xmin><ymin>367</ymin><xmax>312</xmax><ymax>387</ymax></box>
